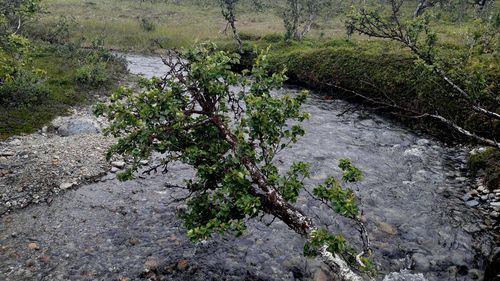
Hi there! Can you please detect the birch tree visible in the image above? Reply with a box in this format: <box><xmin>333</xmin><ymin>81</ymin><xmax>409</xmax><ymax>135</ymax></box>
<box><xmin>96</xmin><ymin>43</ymin><xmax>375</xmax><ymax>281</ymax></box>
<box><xmin>219</xmin><ymin>0</ymin><xmax>243</xmax><ymax>52</ymax></box>
<box><xmin>282</xmin><ymin>0</ymin><xmax>334</xmax><ymax>40</ymax></box>
<box><xmin>346</xmin><ymin>0</ymin><xmax>500</xmax><ymax>148</ymax></box>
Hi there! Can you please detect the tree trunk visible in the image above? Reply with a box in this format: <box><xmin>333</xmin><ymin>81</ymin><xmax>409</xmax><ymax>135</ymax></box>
<box><xmin>210</xmin><ymin>114</ymin><xmax>366</xmax><ymax>281</ymax></box>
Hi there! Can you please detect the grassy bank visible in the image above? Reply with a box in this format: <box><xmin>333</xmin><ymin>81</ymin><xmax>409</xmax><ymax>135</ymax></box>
<box><xmin>469</xmin><ymin>148</ymin><xmax>500</xmax><ymax>189</ymax></box>
<box><xmin>221</xmin><ymin>37</ymin><xmax>499</xmax><ymax>144</ymax></box>
<box><xmin>0</xmin><ymin>44</ymin><xmax>127</xmax><ymax>139</ymax></box>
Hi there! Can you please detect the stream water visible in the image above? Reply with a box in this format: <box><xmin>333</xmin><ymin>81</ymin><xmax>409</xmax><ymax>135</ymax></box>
<box><xmin>0</xmin><ymin>54</ymin><xmax>494</xmax><ymax>281</ymax></box>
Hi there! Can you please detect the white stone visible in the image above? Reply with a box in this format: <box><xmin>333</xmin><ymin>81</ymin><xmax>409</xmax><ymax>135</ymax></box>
<box><xmin>59</xmin><ymin>182</ymin><xmax>74</xmax><ymax>190</ymax></box>
<box><xmin>111</xmin><ymin>161</ymin><xmax>126</xmax><ymax>169</ymax></box>
<box><xmin>0</xmin><ymin>151</ymin><xmax>15</xmax><ymax>157</ymax></box>
<box><xmin>490</xmin><ymin>202</ymin><xmax>500</xmax><ymax>207</ymax></box>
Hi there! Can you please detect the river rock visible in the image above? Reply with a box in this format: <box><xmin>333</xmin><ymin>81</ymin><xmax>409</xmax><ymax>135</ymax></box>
<box><xmin>59</xmin><ymin>182</ymin><xmax>74</xmax><ymax>190</ymax></box>
<box><xmin>10</xmin><ymin>139</ymin><xmax>22</xmax><ymax>146</ymax></box>
<box><xmin>491</xmin><ymin>202</ymin><xmax>500</xmax><ymax>208</ymax></box>
<box><xmin>177</xmin><ymin>259</ymin><xmax>189</xmax><ymax>271</ymax></box>
<box><xmin>466</xmin><ymin>200</ymin><xmax>479</xmax><ymax>207</ymax></box>
<box><xmin>416</xmin><ymin>139</ymin><xmax>430</xmax><ymax>146</ymax></box>
<box><xmin>27</xmin><ymin>243</ymin><xmax>40</xmax><ymax>250</ymax></box>
<box><xmin>412</xmin><ymin>253</ymin><xmax>430</xmax><ymax>272</ymax></box>
<box><xmin>144</xmin><ymin>257</ymin><xmax>160</xmax><ymax>271</ymax></box>
<box><xmin>56</xmin><ymin>118</ymin><xmax>100</xmax><ymax>137</ymax></box>
<box><xmin>462</xmin><ymin>194</ymin><xmax>472</xmax><ymax>202</ymax></box>
<box><xmin>378</xmin><ymin>222</ymin><xmax>397</xmax><ymax>235</ymax></box>
<box><xmin>111</xmin><ymin>161</ymin><xmax>126</xmax><ymax>169</ymax></box>
<box><xmin>0</xmin><ymin>151</ymin><xmax>15</xmax><ymax>157</ymax></box>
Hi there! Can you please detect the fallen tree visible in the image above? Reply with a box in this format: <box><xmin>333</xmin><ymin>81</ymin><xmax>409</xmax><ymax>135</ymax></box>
<box><xmin>96</xmin><ymin>43</ymin><xmax>374</xmax><ymax>280</ymax></box>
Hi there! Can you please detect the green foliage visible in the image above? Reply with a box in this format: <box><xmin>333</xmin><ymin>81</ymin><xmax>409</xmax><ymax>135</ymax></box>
<box><xmin>27</xmin><ymin>16</ymin><xmax>73</xmax><ymax>44</ymax></box>
<box><xmin>76</xmin><ymin>61</ymin><xmax>109</xmax><ymax>87</ymax></box>
<box><xmin>0</xmin><ymin>69</ymin><xmax>48</xmax><ymax>107</ymax></box>
<box><xmin>0</xmin><ymin>44</ymin><xmax>126</xmax><ymax>139</ymax></box>
<box><xmin>304</xmin><ymin>228</ymin><xmax>347</xmax><ymax>256</ymax></box>
<box><xmin>339</xmin><ymin>158</ymin><xmax>363</xmax><ymax>182</ymax></box>
<box><xmin>313</xmin><ymin>174</ymin><xmax>359</xmax><ymax>219</ymax></box>
<box><xmin>468</xmin><ymin>148</ymin><xmax>500</xmax><ymax>189</ymax></box>
<box><xmin>97</xmin><ymin>43</ymin><xmax>363</xmax><ymax>266</ymax></box>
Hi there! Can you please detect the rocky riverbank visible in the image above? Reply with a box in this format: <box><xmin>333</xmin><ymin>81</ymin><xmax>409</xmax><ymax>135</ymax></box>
<box><xmin>0</xmin><ymin>106</ymin><xmax>124</xmax><ymax>216</ymax></box>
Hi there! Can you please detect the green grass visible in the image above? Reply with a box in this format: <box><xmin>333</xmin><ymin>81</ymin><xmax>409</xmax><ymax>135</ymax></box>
<box><xmin>0</xmin><ymin>45</ymin><xmax>126</xmax><ymax>139</ymax></box>
<box><xmin>468</xmin><ymin>148</ymin><xmax>500</xmax><ymax>189</ymax></box>
<box><xmin>29</xmin><ymin>0</ymin><xmax>499</xmax><ymax>52</ymax></box>
<box><xmin>30</xmin><ymin>0</ymin><xmax>366</xmax><ymax>52</ymax></box>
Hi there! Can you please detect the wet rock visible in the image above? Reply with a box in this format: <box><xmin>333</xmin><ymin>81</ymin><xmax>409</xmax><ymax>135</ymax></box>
<box><xmin>463</xmin><ymin>194</ymin><xmax>473</xmax><ymax>202</ymax></box>
<box><xmin>490</xmin><ymin>202</ymin><xmax>500</xmax><ymax>208</ymax></box>
<box><xmin>465</xmin><ymin>200</ymin><xmax>479</xmax><ymax>207</ymax></box>
<box><xmin>377</xmin><ymin>222</ymin><xmax>397</xmax><ymax>235</ymax></box>
<box><xmin>412</xmin><ymin>253</ymin><xmax>430</xmax><ymax>272</ymax></box>
<box><xmin>144</xmin><ymin>257</ymin><xmax>159</xmax><ymax>271</ymax></box>
<box><xmin>177</xmin><ymin>259</ymin><xmax>189</xmax><ymax>271</ymax></box>
<box><xmin>27</xmin><ymin>242</ymin><xmax>40</xmax><ymax>250</ymax></box>
<box><xmin>416</xmin><ymin>139</ymin><xmax>430</xmax><ymax>146</ymax></box>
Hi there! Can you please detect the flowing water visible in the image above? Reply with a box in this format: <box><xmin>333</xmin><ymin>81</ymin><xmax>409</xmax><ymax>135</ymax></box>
<box><xmin>0</xmin><ymin>54</ymin><xmax>494</xmax><ymax>281</ymax></box>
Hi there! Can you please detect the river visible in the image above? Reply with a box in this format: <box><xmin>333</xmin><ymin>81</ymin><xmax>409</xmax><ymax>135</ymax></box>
<box><xmin>0</xmin><ymin>54</ymin><xmax>494</xmax><ymax>281</ymax></box>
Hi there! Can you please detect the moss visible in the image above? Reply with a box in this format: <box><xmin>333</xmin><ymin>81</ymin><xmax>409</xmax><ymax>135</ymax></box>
<box><xmin>230</xmin><ymin>38</ymin><xmax>499</xmax><ymax>143</ymax></box>
<box><xmin>468</xmin><ymin>148</ymin><xmax>500</xmax><ymax>189</ymax></box>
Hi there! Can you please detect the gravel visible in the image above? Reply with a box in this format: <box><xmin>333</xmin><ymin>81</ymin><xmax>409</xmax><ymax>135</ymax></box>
<box><xmin>0</xmin><ymin>107</ymin><xmax>116</xmax><ymax>215</ymax></box>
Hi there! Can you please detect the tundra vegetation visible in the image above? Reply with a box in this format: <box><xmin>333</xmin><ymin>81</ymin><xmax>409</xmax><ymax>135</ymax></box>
<box><xmin>0</xmin><ymin>0</ymin><xmax>126</xmax><ymax>139</ymax></box>
<box><xmin>1</xmin><ymin>0</ymin><xmax>499</xmax><ymax>279</ymax></box>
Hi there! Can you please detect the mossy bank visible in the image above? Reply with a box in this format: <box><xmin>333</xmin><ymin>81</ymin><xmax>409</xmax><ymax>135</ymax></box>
<box><xmin>0</xmin><ymin>44</ymin><xmax>127</xmax><ymax>140</ymax></box>
<box><xmin>222</xmin><ymin>37</ymin><xmax>500</xmax><ymax>188</ymax></box>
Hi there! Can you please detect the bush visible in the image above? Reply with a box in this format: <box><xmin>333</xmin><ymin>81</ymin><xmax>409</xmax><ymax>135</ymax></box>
<box><xmin>468</xmin><ymin>148</ymin><xmax>500</xmax><ymax>190</ymax></box>
<box><xmin>261</xmin><ymin>33</ymin><xmax>284</xmax><ymax>43</ymax></box>
<box><xmin>139</xmin><ymin>17</ymin><xmax>156</xmax><ymax>32</ymax></box>
<box><xmin>76</xmin><ymin>61</ymin><xmax>108</xmax><ymax>87</ymax></box>
<box><xmin>75</xmin><ymin>50</ymin><xmax>113</xmax><ymax>87</ymax></box>
<box><xmin>0</xmin><ymin>70</ymin><xmax>49</xmax><ymax>107</ymax></box>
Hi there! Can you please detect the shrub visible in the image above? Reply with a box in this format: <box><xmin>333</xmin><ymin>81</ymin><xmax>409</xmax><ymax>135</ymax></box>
<box><xmin>261</xmin><ymin>33</ymin><xmax>284</xmax><ymax>43</ymax></box>
<box><xmin>0</xmin><ymin>70</ymin><xmax>49</xmax><ymax>107</ymax></box>
<box><xmin>76</xmin><ymin>61</ymin><xmax>108</xmax><ymax>87</ymax></box>
<box><xmin>468</xmin><ymin>148</ymin><xmax>500</xmax><ymax>190</ymax></box>
<box><xmin>139</xmin><ymin>17</ymin><xmax>156</xmax><ymax>32</ymax></box>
